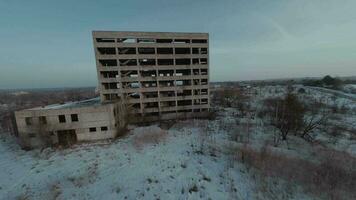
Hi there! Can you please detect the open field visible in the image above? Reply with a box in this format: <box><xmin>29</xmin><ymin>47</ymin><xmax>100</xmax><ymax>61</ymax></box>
<box><xmin>0</xmin><ymin>85</ymin><xmax>355</xmax><ymax>200</ymax></box>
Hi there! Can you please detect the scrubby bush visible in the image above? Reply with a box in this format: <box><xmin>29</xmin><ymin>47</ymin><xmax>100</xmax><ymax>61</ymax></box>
<box><xmin>260</xmin><ymin>88</ymin><xmax>329</xmax><ymax>143</ymax></box>
<box><xmin>235</xmin><ymin>145</ymin><xmax>356</xmax><ymax>199</ymax></box>
<box><xmin>262</xmin><ymin>92</ymin><xmax>304</xmax><ymax>142</ymax></box>
<box><xmin>132</xmin><ymin>127</ymin><xmax>167</xmax><ymax>150</ymax></box>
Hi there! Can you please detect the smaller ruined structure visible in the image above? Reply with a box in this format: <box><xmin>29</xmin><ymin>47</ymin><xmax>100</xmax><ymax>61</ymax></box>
<box><xmin>15</xmin><ymin>98</ymin><xmax>126</xmax><ymax>148</ymax></box>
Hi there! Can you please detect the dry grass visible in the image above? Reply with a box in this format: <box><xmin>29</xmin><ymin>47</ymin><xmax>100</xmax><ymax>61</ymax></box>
<box><xmin>132</xmin><ymin>127</ymin><xmax>167</xmax><ymax>150</ymax></box>
<box><xmin>233</xmin><ymin>145</ymin><xmax>356</xmax><ymax>200</ymax></box>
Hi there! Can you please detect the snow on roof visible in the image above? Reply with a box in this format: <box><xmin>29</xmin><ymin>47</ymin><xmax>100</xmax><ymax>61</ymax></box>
<box><xmin>27</xmin><ymin>97</ymin><xmax>101</xmax><ymax>110</ymax></box>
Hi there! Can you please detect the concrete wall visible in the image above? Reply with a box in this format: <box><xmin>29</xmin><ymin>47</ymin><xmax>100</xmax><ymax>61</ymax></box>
<box><xmin>15</xmin><ymin>103</ymin><xmax>121</xmax><ymax>148</ymax></box>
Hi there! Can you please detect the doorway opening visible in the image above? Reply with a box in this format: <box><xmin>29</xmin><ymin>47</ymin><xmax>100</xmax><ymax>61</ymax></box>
<box><xmin>57</xmin><ymin>129</ymin><xmax>77</xmax><ymax>147</ymax></box>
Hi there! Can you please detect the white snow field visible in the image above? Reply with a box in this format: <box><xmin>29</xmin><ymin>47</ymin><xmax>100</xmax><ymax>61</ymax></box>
<box><xmin>0</xmin><ymin>85</ymin><xmax>355</xmax><ymax>200</ymax></box>
<box><xmin>0</xmin><ymin>122</ymin><xmax>313</xmax><ymax>200</ymax></box>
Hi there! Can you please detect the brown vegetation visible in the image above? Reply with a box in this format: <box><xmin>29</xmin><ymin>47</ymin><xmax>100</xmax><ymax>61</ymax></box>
<box><xmin>235</xmin><ymin>145</ymin><xmax>356</xmax><ymax>199</ymax></box>
<box><xmin>132</xmin><ymin>127</ymin><xmax>167</xmax><ymax>150</ymax></box>
<box><xmin>260</xmin><ymin>89</ymin><xmax>329</xmax><ymax>144</ymax></box>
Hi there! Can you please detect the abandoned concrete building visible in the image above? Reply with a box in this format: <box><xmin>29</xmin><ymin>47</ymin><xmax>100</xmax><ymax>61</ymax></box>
<box><xmin>93</xmin><ymin>31</ymin><xmax>210</xmax><ymax>121</ymax></box>
<box><xmin>15</xmin><ymin>31</ymin><xmax>210</xmax><ymax>148</ymax></box>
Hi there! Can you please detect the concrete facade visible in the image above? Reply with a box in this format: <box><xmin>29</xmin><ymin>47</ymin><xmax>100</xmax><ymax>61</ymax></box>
<box><xmin>92</xmin><ymin>31</ymin><xmax>210</xmax><ymax>122</ymax></box>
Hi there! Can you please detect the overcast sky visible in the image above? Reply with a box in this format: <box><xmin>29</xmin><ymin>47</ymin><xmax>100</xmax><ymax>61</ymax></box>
<box><xmin>0</xmin><ymin>0</ymin><xmax>356</xmax><ymax>89</ymax></box>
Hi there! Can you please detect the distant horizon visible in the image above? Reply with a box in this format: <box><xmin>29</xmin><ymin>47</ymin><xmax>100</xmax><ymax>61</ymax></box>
<box><xmin>1</xmin><ymin>74</ymin><xmax>355</xmax><ymax>91</ymax></box>
<box><xmin>1</xmin><ymin>0</ymin><xmax>356</xmax><ymax>89</ymax></box>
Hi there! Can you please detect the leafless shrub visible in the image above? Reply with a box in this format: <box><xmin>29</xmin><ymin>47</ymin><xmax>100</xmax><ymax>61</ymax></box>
<box><xmin>211</xmin><ymin>88</ymin><xmax>250</xmax><ymax>112</ymax></box>
<box><xmin>261</xmin><ymin>89</ymin><xmax>329</xmax><ymax>144</ymax></box>
<box><xmin>262</xmin><ymin>92</ymin><xmax>304</xmax><ymax>143</ymax></box>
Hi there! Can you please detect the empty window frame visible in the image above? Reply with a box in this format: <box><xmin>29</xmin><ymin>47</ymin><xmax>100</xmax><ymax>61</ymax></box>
<box><xmin>71</xmin><ymin>114</ymin><xmax>78</xmax><ymax>122</ymax></box>
<box><xmin>121</xmin><ymin>70</ymin><xmax>138</xmax><ymax>78</ymax></box>
<box><xmin>157</xmin><ymin>48</ymin><xmax>173</xmax><ymax>54</ymax></box>
<box><xmin>137</xmin><ymin>38</ymin><xmax>155</xmax><ymax>43</ymax></box>
<box><xmin>192</xmin><ymin>58</ymin><xmax>199</xmax><ymax>65</ymax></box>
<box><xmin>103</xmin><ymin>82</ymin><xmax>118</xmax><ymax>89</ymax></box>
<box><xmin>58</xmin><ymin>115</ymin><xmax>66</xmax><ymax>123</ymax></box>
<box><xmin>201</xmin><ymin>69</ymin><xmax>208</xmax><ymax>75</ymax></box>
<box><xmin>96</xmin><ymin>38</ymin><xmax>115</xmax><ymax>43</ymax></box>
<box><xmin>160</xmin><ymin>91</ymin><xmax>175</xmax><ymax>97</ymax></box>
<box><xmin>122</xmin><ymin>81</ymin><xmax>140</xmax><ymax>88</ymax></box>
<box><xmin>175</xmin><ymin>58</ymin><xmax>191</xmax><ymax>65</ymax></box>
<box><xmin>176</xmin><ymin>80</ymin><xmax>183</xmax><ymax>86</ymax></box>
<box><xmin>141</xmin><ymin>81</ymin><xmax>157</xmax><ymax>88</ymax></box>
<box><xmin>118</xmin><ymin>47</ymin><xmax>136</xmax><ymax>54</ymax></box>
<box><xmin>140</xmin><ymin>70</ymin><xmax>156</xmax><ymax>77</ymax></box>
<box><xmin>175</xmin><ymin>48</ymin><xmax>190</xmax><ymax>54</ymax></box>
<box><xmin>176</xmin><ymin>80</ymin><xmax>191</xmax><ymax>86</ymax></box>
<box><xmin>192</xmin><ymin>48</ymin><xmax>199</xmax><ymax>54</ymax></box>
<box><xmin>25</xmin><ymin>117</ymin><xmax>32</xmax><ymax>126</ymax></box>
<box><xmin>131</xmin><ymin>82</ymin><xmax>140</xmax><ymax>88</ymax></box>
<box><xmin>139</xmin><ymin>59</ymin><xmax>156</xmax><ymax>66</ymax></box>
<box><xmin>89</xmin><ymin>127</ymin><xmax>96</xmax><ymax>132</ymax></box>
<box><xmin>194</xmin><ymin>99</ymin><xmax>201</xmax><ymax>105</ymax></box>
<box><xmin>201</xmin><ymin>99</ymin><xmax>208</xmax><ymax>104</ymax></box>
<box><xmin>156</xmin><ymin>39</ymin><xmax>172</xmax><ymax>43</ymax></box>
<box><xmin>177</xmin><ymin>89</ymin><xmax>192</xmax><ymax>96</ymax></box>
<box><xmin>200</xmin><ymin>58</ymin><xmax>207</xmax><ymax>64</ymax></box>
<box><xmin>97</xmin><ymin>47</ymin><xmax>116</xmax><ymax>55</ymax></box>
<box><xmin>39</xmin><ymin>116</ymin><xmax>47</xmax><ymax>124</ymax></box>
<box><xmin>104</xmin><ymin>94</ymin><xmax>119</xmax><ymax>101</ymax></box>
<box><xmin>193</xmin><ymin>79</ymin><xmax>200</xmax><ymax>85</ymax></box>
<box><xmin>99</xmin><ymin>59</ymin><xmax>117</xmax><ymax>67</ymax></box>
<box><xmin>201</xmin><ymin>48</ymin><xmax>208</xmax><ymax>54</ymax></box>
<box><xmin>193</xmin><ymin>69</ymin><xmax>200</xmax><ymax>75</ymax></box>
<box><xmin>177</xmin><ymin>100</ymin><xmax>192</xmax><ymax>106</ymax></box>
<box><xmin>174</xmin><ymin>39</ymin><xmax>190</xmax><ymax>44</ymax></box>
<box><xmin>117</xmin><ymin>38</ymin><xmax>136</xmax><ymax>43</ymax></box>
<box><xmin>143</xmin><ymin>92</ymin><xmax>158</xmax><ymax>98</ymax></box>
<box><xmin>192</xmin><ymin>39</ymin><xmax>207</xmax><ymax>43</ymax></box>
<box><xmin>101</xmin><ymin>126</ymin><xmax>108</xmax><ymax>131</ymax></box>
<box><xmin>157</xmin><ymin>59</ymin><xmax>174</xmax><ymax>65</ymax></box>
<box><xmin>119</xmin><ymin>59</ymin><xmax>137</xmax><ymax>66</ymax></box>
<box><xmin>176</xmin><ymin>69</ymin><xmax>191</xmax><ymax>76</ymax></box>
<box><xmin>128</xmin><ymin>92</ymin><xmax>140</xmax><ymax>99</ymax></box>
<box><xmin>138</xmin><ymin>47</ymin><xmax>155</xmax><ymax>54</ymax></box>
<box><xmin>160</xmin><ymin>101</ymin><xmax>176</xmax><ymax>107</ymax></box>
<box><xmin>158</xmin><ymin>70</ymin><xmax>174</xmax><ymax>76</ymax></box>
<box><xmin>101</xmin><ymin>71</ymin><xmax>119</xmax><ymax>78</ymax></box>
<box><xmin>159</xmin><ymin>80</ymin><xmax>174</xmax><ymax>87</ymax></box>
<box><xmin>201</xmin><ymin>79</ymin><xmax>208</xmax><ymax>85</ymax></box>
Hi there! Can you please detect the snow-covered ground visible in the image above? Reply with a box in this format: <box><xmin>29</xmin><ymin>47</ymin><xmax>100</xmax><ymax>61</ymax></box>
<box><xmin>0</xmin><ymin>85</ymin><xmax>355</xmax><ymax>200</ymax></box>
<box><xmin>0</xmin><ymin>122</ymin><xmax>316</xmax><ymax>199</ymax></box>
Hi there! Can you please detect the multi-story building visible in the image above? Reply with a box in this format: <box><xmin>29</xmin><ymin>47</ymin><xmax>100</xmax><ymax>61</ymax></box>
<box><xmin>92</xmin><ymin>31</ymin><xmax>210</xmax><ymax>122</ymax></box>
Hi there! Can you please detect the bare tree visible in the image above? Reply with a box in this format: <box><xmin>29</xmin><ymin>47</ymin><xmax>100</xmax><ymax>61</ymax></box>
<box><xmin>299</xmin><ymin>100</ymin><xmax>329</xmax><ymax>141</ymax></box>
<box><xmin>262</xmin><ymin>90</ymin><xmax>304</xmax><ymax>144</ymax></box>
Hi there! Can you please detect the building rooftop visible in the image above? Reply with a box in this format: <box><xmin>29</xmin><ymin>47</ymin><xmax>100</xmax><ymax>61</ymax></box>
<box><xmin>92</xmin><ymin>31</ymin><xmax>209</xmax><ymax>38</ymax></box>
<box><xmin>28</xmin><ymin>97</ymin><xmax>101</xmax><ymax>111</ymax></box>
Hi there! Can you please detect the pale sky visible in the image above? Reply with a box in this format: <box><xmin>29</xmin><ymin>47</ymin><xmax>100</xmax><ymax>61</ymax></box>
<box><xmin>0</xmin><ymin>0</ymin><xmax>356</xmax><ymax>89</ymax></box>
